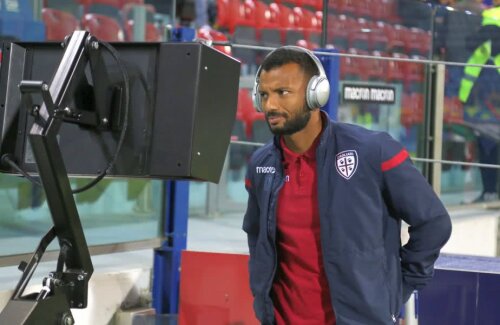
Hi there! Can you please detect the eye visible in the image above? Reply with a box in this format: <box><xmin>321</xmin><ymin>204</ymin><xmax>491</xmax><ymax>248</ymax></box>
<box><xmin>279</xmin><ymin>90</ymin><xmax>290</xmax><ymax>96</ymax></box>
<box><xmin>259</xmin><ymin>92</ymin><xmax>268</xmax><ymax>99</ymax></box>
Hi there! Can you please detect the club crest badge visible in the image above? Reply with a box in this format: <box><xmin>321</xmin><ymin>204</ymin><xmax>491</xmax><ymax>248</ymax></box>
<box><xmin>336</xmin><ymin>150</ymin><xmax>358</xmax><ymax>180</ymax></box>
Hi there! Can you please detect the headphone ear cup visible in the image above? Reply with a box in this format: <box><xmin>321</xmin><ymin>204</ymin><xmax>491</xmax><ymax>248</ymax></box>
<box><xmin>252</xmin><ymin>82</ymin><xmax>262</xmax><ymax>112</ymax></box>
<box><xmin>314</xmin><ymin>76</ymin><xmax>331</xmax><ymax>107</ymax></box>
<box><xmin>306</xmin><ymin>75</ymin><xmax>330</xmax><ymax>109</ymax></box>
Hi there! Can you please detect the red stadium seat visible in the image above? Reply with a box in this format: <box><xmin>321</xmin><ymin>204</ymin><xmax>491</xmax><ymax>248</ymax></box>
<box><xmin>42</xmin><ymin>8</ymin><xmax>80</xmax><ymax>41</ymax></box>
<box><xmin>237</xmin><ymin>88</ymin><xmax>263</xmax><ymax>139</ymax></box>
<box><xmin>339</xmin><ymin>48</ymin><xmax>365</xmax><ymax>80</ymax></box>
<box><xmin>369</xmin><ymin>21</ymin><xmax>389</xmax><ymax>52</ymax></box>
<box><xmin>365</xmin><ymin>51</ymin><xmax>388</xmax><ymax>82</ymax></box>
<box><xmin>401</xmin><ymin>93</ymin><xmax>424</xmax><ymax>127</ymax></box>
<box><xmin>403</xmin><ymin>57</ymin><xmax>426</xmax><ymax>93</ymax></box>
<box><xmin>301</xmin><ymin>0</ymin><xmax>322</xmax><ymax>11</ymax></box>
<box><xmin>255</xmin><ymin>1</ymin><xmax>283</xmax><ymax>48</ymax></box>
<box><xmin>385</xmin><ymin>24</ymin><xmax>408</xmax><ymax>55</ymax></box>
<box><xmin>216</xmin><ymin>0</ymin><xmax>256</xmax><ymax>34</ymax></box>
<box><xmin>354</xmin><ymin>0</ymin><xmax>373</xmax><ymax>19</ymax></box>
<box><xmin>255</xmin><ymin>1</ymin><xmax>280</xmax><ymax>30</ymax></box>
<box><xmin>197</xmin><ymin>26</ymin><xmax>232</xmax><ymax>56</ymax></box>
<box><xmin>81</xmin><ymin>13</ymin><xmax>124</xmax><ymax>41</ymax></box>
<box><xmin>402</xmin><ymin>27</ymin><xmax>428</xmax><ymax>57</ymax></box>
<box><xmin>349</xmin><ymin>18</ymin><xmax>371</xmax><ymax>51</ymax></box>
<box><xmin>124</xmin><ymin>20</ymin><xmax>162</xmax><ymax>41</ymax></box>
<box><xmin>328</xmin><ymin>14</ymin><xmax>356</xmax><ymax>51</ymax></box>
<box><xmin>296</xmin><ymin>7</ymin><xmax>321</xmax><ymax>44</ymax></box>
<box><xmin>232</xmin><ymin>0</ymin><xmax>258</xmax><ymax>65</ymax></box>
<box><xmin>277</xmin><ymin>3</ymin><xmax>304</xmax><ymax>45</ymax></box>
<box><xmin>387</xmin><ymin>52</ymin><xmax>408</xmax><ymax>84</ymax></box>
<box><xmin>371</xmin><ymin>0</ymin><xmax>399</xmax><ymax>24</ymax></box>
<box><xmin>123</xmin><ymin>3</ymin><xmax>162</xmax><ymax>41</ymax></box>
<box><xmin>337</xmin><ymin>0</ymin><xmax>356</xmax><ymax>17</ymax></box>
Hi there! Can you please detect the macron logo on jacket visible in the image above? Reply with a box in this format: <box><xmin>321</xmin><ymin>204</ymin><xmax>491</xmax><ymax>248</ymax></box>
<box><xmin>256</xmin><ymin>166</ymin><xmax>276</xmax><ymax>174</ymax></box>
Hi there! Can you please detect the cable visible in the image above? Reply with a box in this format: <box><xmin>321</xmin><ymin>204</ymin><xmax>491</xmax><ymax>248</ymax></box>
<box><xmin>71</xmin><ymin>40</ymin><xmax>130</xmax><ymax>194</ymax></box>
<box><xmin>1</xmin><ymin>40</ymin><xmax>130</xmax><ymax>194</ymax></box>
<box><xmin>1</xmin><ymin>154</ymin><xmax>42</xmax><ymax>186</ymax></box>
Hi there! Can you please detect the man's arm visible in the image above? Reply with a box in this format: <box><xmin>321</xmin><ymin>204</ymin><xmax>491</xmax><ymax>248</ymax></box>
<box><xmin>242</xmin><ymin>170</ymin><xmax>260</xmax><ymax>294</ymax></box>
<box><xmin>379</xmin><ymin>133</ymin><xmax>452</xmax><ymax>302</ymax></box>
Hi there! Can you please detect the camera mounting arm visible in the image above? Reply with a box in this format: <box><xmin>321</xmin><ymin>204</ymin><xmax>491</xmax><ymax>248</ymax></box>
<box><xmin>0</xmin><ymin>31</ymin><xmax>102</xmax><ymax>324</ymax></box>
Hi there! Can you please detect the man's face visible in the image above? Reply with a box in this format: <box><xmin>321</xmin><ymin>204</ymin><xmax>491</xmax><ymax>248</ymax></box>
<box><xmin>257</xmin><ymin>62</ymin><xmax>311</xmax><ymax>135</ymax></box>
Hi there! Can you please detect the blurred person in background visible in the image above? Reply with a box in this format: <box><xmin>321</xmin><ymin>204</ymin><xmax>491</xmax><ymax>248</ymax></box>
<box><xmin>459</xmin><ymin>0</ymin><xmax>500</xmax><ymax>202</ymax></box>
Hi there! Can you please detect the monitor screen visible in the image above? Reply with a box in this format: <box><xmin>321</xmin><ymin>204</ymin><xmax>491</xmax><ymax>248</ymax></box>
<box><xmin>0</xmin><ymin>40</ymin><xmax>240</xmax><ymax>183</ymax></box>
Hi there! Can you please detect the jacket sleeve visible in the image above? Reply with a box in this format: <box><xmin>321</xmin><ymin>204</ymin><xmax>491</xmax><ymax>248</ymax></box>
<box><xmin>242</xmin><ymin>165</ymin><xmax>260</xmax><ymax>295</ymax></box>
<box><xmin>378</xmin><ymin>133</ymin><xmax>452</xmax><ymax>302</ymax></box>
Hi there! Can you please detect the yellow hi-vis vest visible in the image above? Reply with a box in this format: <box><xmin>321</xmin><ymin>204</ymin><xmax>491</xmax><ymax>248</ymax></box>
<box><xmin>459</xmin><ymin>7</ymin><xmax>500</xmax><ymax>103</ymax></box>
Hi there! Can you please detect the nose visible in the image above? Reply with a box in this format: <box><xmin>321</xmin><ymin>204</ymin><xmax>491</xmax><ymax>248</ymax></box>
<box><xmin>262</xmin><ymin>93</ymin><xmax>278</xmax><ymax>113</ymax></box>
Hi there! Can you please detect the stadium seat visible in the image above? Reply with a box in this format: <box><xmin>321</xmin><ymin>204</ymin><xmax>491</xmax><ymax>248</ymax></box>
<box><xmin>122</xmin><ymin>3</ymin><xmax>162</xmax><ymax>41</ymax></box>
<box><xmin>372</xmin><ymin>0</ymin><xmax>399</xmax><ymax>24</ymax></box>
<box><xmin>403</xmin><ymin>27</ymin><xmax>427</xmax><ymax>57</ymax></box>
<box><xmin>277</xmin><ymin>3</ymin><xmax>304</xmax><ymax>45</ymax></box>
<box><xmin>385</xmin><ymin>24</ymin><xmax>408</xmax><ymax>55</ymax></box>
<box><xmin>237</xmin><ymin>88</ymin><xmax>258</xmax><ymax>139</ymax></box>
<box><xmin>81</xmin><ymin>13</ymin><xmax>125</xmax><ymax>41</ymax></box>
<box><xmin>232</xmin><ymin>0</ymin><xmax>259</xmax><ymax>68</ymax></box>
<box><xmin>255</xmin><ymin>0</ymin><xmax>282</xmax><ymax>48</ymax></box>
<box><xmin>327</xmin><ymin>14</ymin><xmax>356</xmax><ymax>51</ymax></box>
<box><xmin>336</xmin><ymin>0</ymin><xmax>356</xmax><ymax>17</ymax></box>
<box><xmin>354</xmin><ymin>0</ymin><xmax>373</xmax><ymax>19</ymax></box>
<box><xmin>197</xmin><ymin>26</ymin><xmax>232</xmax><ymax>56</ymax></box>
<box><xmin>403</xmin><ymin>57</ymin><xmax>426</xmax><ymax>94</ymax></box>
<box><xmin>365</xmin><ymin>51</ymin><xmax>388</xmax><ymax>82</ymax></box>
<box><xmin>349</xmin><ymin>18</ymin><xmax>371</xmax><ymax>51</ymax></box>
<box><xmin>216</xmin><ymin>0</ymin><xmax>256</xmax><ymax>34</ymax></box>
<box><xmin>339</xmin><ymin>48</ymin><xmax>364</xmax><ymax>80</ymax></box>
<box><xmin>301</xmin><ymin>0</ymin><xmax>322</xmax><ymax>11</ymax></box>
<box><xmin>400</xmin><ymin>92</ymin><xmax>424</xmax><ymax>127</ymax></box>
<box><xmin>387</xmin><ymin>52</ymin><xmax>408</xmax><ymax>84</ymax></box>
<box><xmin>216</xmin><ymin>0</ymin><xmax>234</xmax><ymax>32</ymax></box>
<box><xmin>369</xmin><ymin>21</ymin><xmax>389</xmax><ymax>52</ymax></box>
<box><xmin>42</xmin><ymin>8</ymin><xmax>80</xmax><ymax>41</ymax></box>
<box><xmin>296</xmin><ymin>7</ymin><xmax>321</xmax><ymax>44</ymax></box>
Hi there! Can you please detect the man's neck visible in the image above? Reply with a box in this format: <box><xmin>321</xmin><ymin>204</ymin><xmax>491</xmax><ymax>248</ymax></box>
<box><xmin>283</xmin><ymin>111</ymin><xmax>323</xmax><ymax>154</ymax></box>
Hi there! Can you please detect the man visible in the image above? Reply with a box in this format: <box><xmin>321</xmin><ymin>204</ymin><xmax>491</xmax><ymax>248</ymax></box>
<box><xmin>459</xmin><ymin>1</ymin><xmax>500</xmax><ymax>103</ymax></box>
<box><xmin>242</xmin><ymin>46</ymin><xmax>452</xmax><ymax>324</ymax></box>
<box><xmin>458</xmin><ymin>2</ymin><xmax>500</xmax><ymax>202</ymax></box>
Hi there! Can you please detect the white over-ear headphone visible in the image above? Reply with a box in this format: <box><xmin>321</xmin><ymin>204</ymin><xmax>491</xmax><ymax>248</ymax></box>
<box><xmin>252</xmin><ymin>46</ymin><xmax>331</xmax><ymax>112</ymax></box>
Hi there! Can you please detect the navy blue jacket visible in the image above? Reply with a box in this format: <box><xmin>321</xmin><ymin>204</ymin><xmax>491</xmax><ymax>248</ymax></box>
<box><xmin>243</xmin><ymin>114</ymin><xmax>452</xmax><ymax>325</ymax></box>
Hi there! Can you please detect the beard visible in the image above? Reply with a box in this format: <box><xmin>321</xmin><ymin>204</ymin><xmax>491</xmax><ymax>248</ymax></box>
<box><xmin>266</xmin><ymin>103</ymin><xmax>311</xmax><ymax>136</ymax></box>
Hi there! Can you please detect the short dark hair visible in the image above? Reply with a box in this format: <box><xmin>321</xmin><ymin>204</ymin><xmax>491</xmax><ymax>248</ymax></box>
<box><xmin>258</xmin><ymin>47</ymin><xmax>319</xmax><ymax>80</ymax></box>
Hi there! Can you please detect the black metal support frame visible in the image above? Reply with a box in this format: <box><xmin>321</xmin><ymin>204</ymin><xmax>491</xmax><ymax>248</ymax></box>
<box><xmin>0</xmin><ymin>31</ymin><xmax>106</xmax><ymax>324</ymax></box>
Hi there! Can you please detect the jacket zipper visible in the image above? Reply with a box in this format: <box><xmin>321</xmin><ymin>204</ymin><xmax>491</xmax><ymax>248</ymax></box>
<box><xmin>317</xmin><ymin>145</ymin><xmax>338</xmax><ymax>321</ymax></box>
